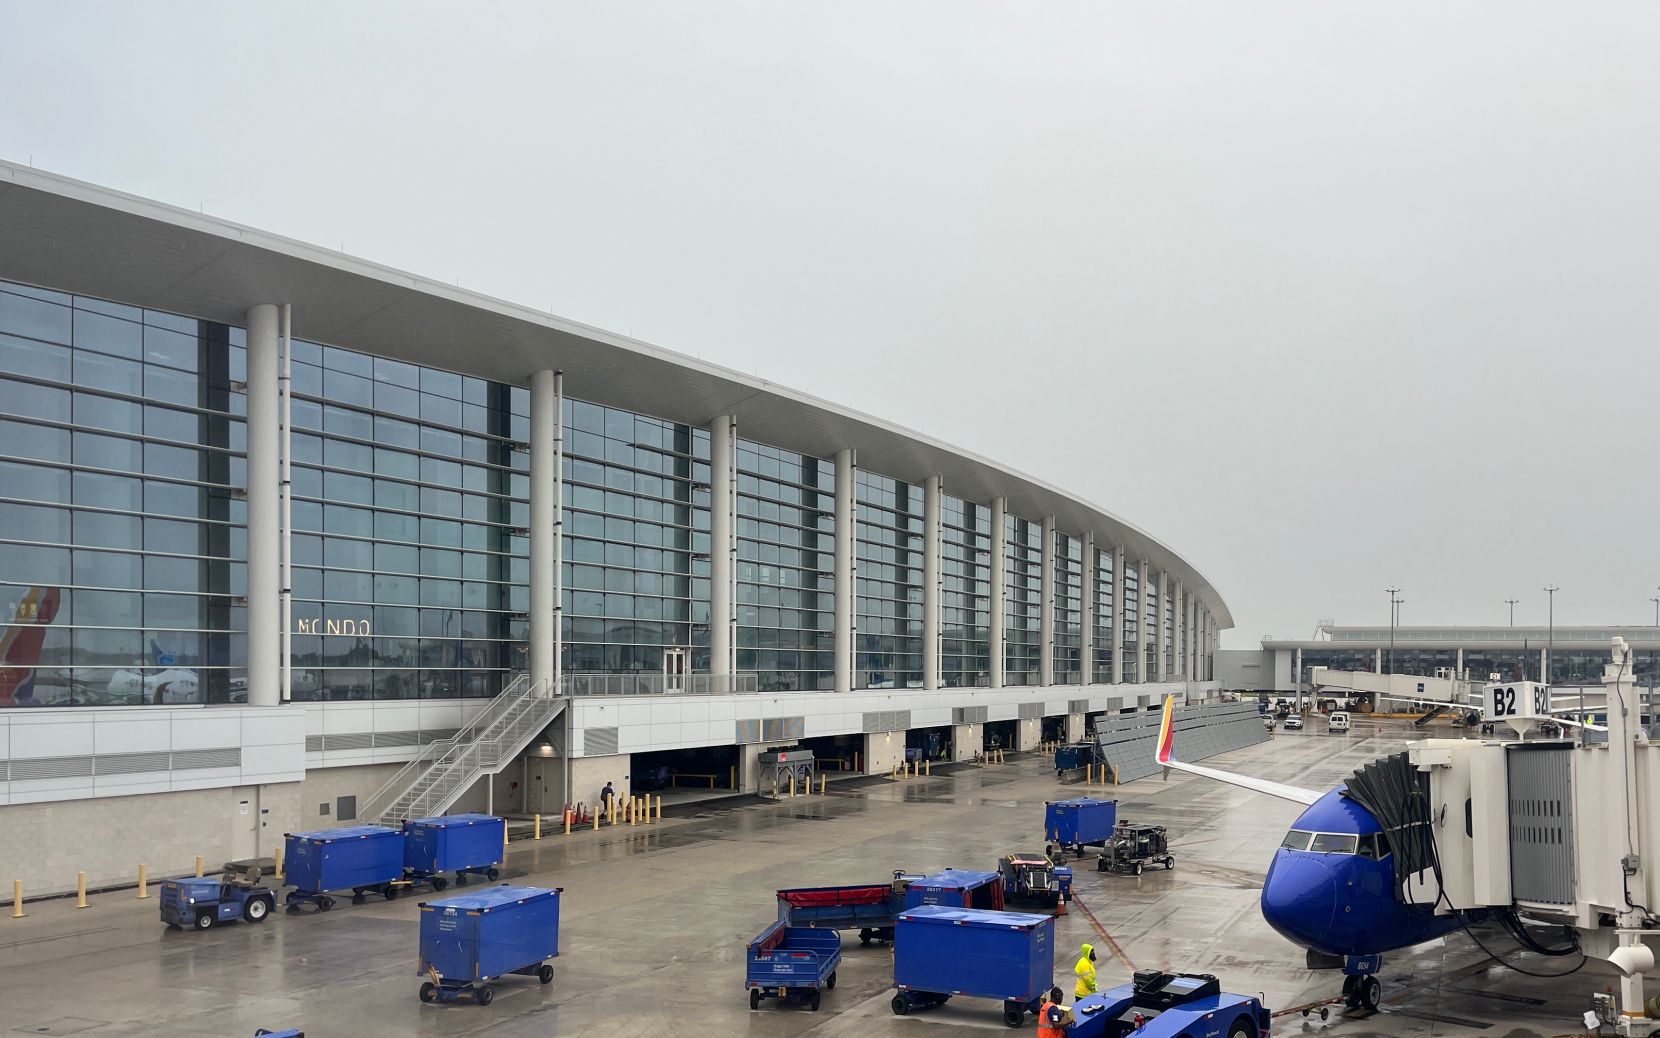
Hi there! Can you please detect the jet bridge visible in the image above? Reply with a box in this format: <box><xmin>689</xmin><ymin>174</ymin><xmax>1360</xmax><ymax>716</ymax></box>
<box><xmin>1373</xmin><ymin>639</ymin><xmax>1660</xmax><ymax>1035</ymax></box>
<box><xmin>1310</xmin><ymin>666</ymin><xmax>1471</xmax><ymax>706</ymax></box>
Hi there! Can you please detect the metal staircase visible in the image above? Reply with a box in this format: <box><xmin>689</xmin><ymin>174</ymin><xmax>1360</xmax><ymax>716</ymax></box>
<box><xmin>361</xmin><ymin>674</ymin><xmax>566</xmax><ymax>826</ymax></box>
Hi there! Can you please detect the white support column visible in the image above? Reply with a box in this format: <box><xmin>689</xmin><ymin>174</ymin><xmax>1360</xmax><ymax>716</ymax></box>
<box><xmin>1374</xmin><ymin>648</ymin><xmax>1383</xmax><ymax>674</ymax></box>
<box><xmin>834</xmin><ymin>448</ymin><xmax>856</xmax><ymax>693</ymax></box>
<box><xmin>1039</xmin><ymin>516</ymin><xmax>1056</xmax><ymax>687</ymax></box>
<box><xmin>245</xmin><ymin>304</ymin><xmax>280</xmax><ymax>707</ymax></box>
<box><xmin>1112</xmin><ymin>547</ymin><xmax>1126</xmax><ymax>684</ymax></box>
<box><xmin>1455</xmin><ymin>646</ymin><xmax>1464</xmax><ymax>679</ymax></box>
<box><xmin>709</xmin><ymin>417</ymin><xmax>737</xmax><ymax>678</ymax></box>
<box><xmin>1081</xmin><ymin>532</ymin><xmax>1096</xmax><ymax>686</ymax></box>
<box><xmin>1294</xmin><ymin>648</ymin><xmax>1304</xmax><ymax>706</ymax></box>
<box><xmin>529</xmin><ymin>370</ymin><xmax>558</xmax><ymax>691</ymax></box>
<box><xmin>922</xmin><ymin>476</ymin><xmax>942</xmax><ymax>690</ymax></box>
<box><xmin>990</xmin><ymin>497</ymin><xmax>1007</xmax><ymax>689</ymax></box>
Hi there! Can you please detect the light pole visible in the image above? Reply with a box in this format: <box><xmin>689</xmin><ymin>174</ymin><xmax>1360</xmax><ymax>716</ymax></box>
<box><xmin>1543</xmin><ymin>585</ymin><xmax>1559</xmax><ymax>684</ymax></box>
<box><xmin>1505</xmin><ymin>598</ymin><xmax>1519</xmax><ymax>626</ymax></box>
<box><xmin>1385</xmin><ymin>587</ymin><xmax>1402</xmax><ymax>676</ymax></box>
<box><xmin>1651</xmin><ymin>595</ymin><xmax>1659</xmax><ymax>627</ymax></box>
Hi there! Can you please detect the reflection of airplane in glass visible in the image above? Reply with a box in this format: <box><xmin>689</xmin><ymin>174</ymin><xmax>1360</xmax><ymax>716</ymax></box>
<box><xmin>0</xmin><ymin>586</ymin><xmax>61</xmax><ymax>706</ymax></box>
<box><xmin>105</xmin><ymin>640</ymin><xmax>203</xmax><ymax>704</ymax></box>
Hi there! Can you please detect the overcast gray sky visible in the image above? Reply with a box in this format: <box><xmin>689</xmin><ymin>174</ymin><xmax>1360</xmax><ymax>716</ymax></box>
<box><xmin>4</xmin><ymin>3</ymin><xmax>1658</xmax><ymax>644</ymax></box>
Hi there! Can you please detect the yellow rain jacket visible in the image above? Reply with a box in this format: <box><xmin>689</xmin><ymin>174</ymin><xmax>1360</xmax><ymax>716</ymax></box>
<box><xmin>1073</xmin><ymin>942</ymin><xmax>1098</xmax><ymax>999</ymax></box>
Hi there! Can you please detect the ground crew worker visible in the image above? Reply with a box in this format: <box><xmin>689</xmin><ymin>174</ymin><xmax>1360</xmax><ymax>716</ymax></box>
<box><xmin>1036</xmin><ymin>986</ymin><xmax>1067</xmax><ymax>1037</ymax></box>
<box><xmin>1074</xmin><ymin>942</ymin><xmax>1098</xmax><ymax>999</ymax></box>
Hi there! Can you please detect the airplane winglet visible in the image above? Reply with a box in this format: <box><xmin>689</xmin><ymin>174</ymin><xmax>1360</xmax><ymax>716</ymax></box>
<box><xmin>1151</xmin><ymin>693</ymin><xmax>1323</xmax><ymax>807</ymax></box>
<box><xmin>1156</xmin><ymin>694</ymin><xmax>1178</xmax><ymax>765</ymax></box>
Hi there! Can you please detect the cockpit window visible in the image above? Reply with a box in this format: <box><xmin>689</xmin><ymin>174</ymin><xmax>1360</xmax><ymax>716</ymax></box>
<box><xmin>1310</xmin><ymin>833</ymin><xmax>1359</xmax><ymax>855</ymax></box>
<box><xmin>1280</xmin><ymin>830</ymin><xmax>1314</xmax><ymax>851</ymax></box>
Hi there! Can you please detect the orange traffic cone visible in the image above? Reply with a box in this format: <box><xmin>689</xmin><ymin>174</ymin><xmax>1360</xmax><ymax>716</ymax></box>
<box><xmin>1055</xmin><ymin>890</ymin><xmax>1068</xmax><ymax>916</ymax></box>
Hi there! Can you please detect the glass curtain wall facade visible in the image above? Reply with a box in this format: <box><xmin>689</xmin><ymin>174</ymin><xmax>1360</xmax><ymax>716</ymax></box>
<box><xmin>1003</xmin><ymin>514</ymin><xmax>1042</xmax><ymax>686</ymax></box>
<box><xmin>735</xmin><ymin>440</ymin><xmax>835</xmax><ymax>692</ymax></box>
<box><xmin>0</xmin><ymin>280</ymin><xmax>246</xmax><ymax>706</ymax></box>
<box><xmin>1120</xmin><ymin>565</ymin><xmax>1139</xmax><ymax>683</ymax></box>
<box><xmin>854</xmin><ymin>471</ymin><xmax>923</xmax><ymax>689</ymax></box>
<box><xmin>1163</xmin><ymin>585</ymin><xmax>1176</xmax><ymax>678</ymax></box>
<box><xmin>1091</xmin><ymin>548</ymin><xmax>1114</xmax><ymax>684</ymax></box>
<box><xmin>940</xmin><ymin>494</ymin><xmax>991</xmax><ymax>687</ymax></box>
<box><xmin>287</xmin><ymin>342</ymin><xmax>527</xmax><ymax>701</ymax></box>
<box><xmin>1144</xmin><ymin>569</ymin><xmax>1160</xmax><ymax>681</ymax></box>
<box><xmin>1053</xmin><ymin>532</ymin><xmax>1082</xmax><ymax>684</ymax></box>
<box><xmin>561</xmin><ymin>400</ymin><xmax>707</xmax><ymax>678</ymax></box>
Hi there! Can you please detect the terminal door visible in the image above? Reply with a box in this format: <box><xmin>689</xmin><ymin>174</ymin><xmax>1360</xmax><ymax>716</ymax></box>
<box><xmin>664</xmin><ymin>647</ymin><xmax>688</xmax><ymax>692</ymax></box>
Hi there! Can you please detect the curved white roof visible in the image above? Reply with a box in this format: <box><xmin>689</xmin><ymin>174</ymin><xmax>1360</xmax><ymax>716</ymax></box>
<box><xmin>0</xmin><ymin>159</ymin><xmax>1231</xmax><ymax>627</ymax></box>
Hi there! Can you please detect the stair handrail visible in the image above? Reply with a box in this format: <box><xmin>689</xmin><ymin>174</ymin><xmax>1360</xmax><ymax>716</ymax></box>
<box><xmin>366</xmin><ymin>677</ymin><xmax>565</xmax><ymax>823</ymax></box>
<box><xmin>359</xmin><ymin>673</ymin><xmax>535</xmax><ymax>823</ymax></box>
<box><xmin>399</xmin><ymin>693</ymin><xmax>566</xmax><ymax>819</ymax></box>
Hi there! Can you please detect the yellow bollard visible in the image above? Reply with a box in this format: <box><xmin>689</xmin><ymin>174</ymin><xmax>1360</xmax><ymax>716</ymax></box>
<box><xmin>10</xmin><ymin>879</ymin><xmax>22</xmax><ymax>918</ymax></box>
<box><xmin>75</xmin><ymin>871</ymin><xmax>88</xmax><ymax>909</ymax></box>
<box><xmin>593</xmin><ymin>810</ymin><xmax>600</xmax><ymax>832</ymax></box>
<box><xmin>655</xmin><ymin>795</ymin><xmax>662</xmax><ymax>821</ymax></box>
<box><xmin>854</xmin><ymin>751</ymin><xmax>861</xmax><ymax>772</ymax></box>
<box><xmin>820</xmin><ymin>774</ymin><xmax>827</xmax><ymax>796</ymax></box>
<box><xmin>924</xmin><ymin>759</ymin><xmax>930</xmax><ymax>777</ymax></box>
<box><xmin>504</xmin><ymin>824</ymin><xmax>511</xmax><ymax>850</ymax></box>
<box><xmin>274</xmin><ymin>846</ymin><xmax>284</xmax><ymax>880</ymax></box>
<box><xmin>566</xmin><ymin>812</ymin><xmax>573</xmax><ymax>836</ymax></box>
<box><xmin>788</xmin><ymin>775</ymin><xmax>796</xmax><ymax>799</ymax></box>
<box><xmin>1113</xmin><ymin>765</ymin><xmax>1119</xmax><ymax>786</ymax></box>
<box><xmin>534</xmin><ymin>814</ymin><xmax>542</xmax><ymax>841</ymax></box>
<box><xmin>136</xmin><ymin>863</ymin><xmax>149</xmax><ymax>900</ymax></box>
<box><xmin>773</xmin><ymin>776</ymin><xmax>780</xmax><ymax>798</ymax></box>
<box><xmin>194</xmin><ymin>855</ymin><xmax>204</xmax><ymax>878</ymax></box>
<box><xmin>729</xmin><ymin>765</ymin><xmax>736</xmax><ymax>789</ymax></box>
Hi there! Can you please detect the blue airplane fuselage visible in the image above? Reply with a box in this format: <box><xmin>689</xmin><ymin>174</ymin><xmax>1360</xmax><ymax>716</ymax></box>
<box><xmin>1260</xmin><ymin>787</ymin><xmax>1461</xmax><ymax>957</ymax></box>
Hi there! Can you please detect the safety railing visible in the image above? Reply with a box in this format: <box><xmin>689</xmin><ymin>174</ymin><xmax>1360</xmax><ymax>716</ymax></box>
<box><xmin>565</xmin><ymin>673</ymin><xmax>759</xmax><ymax>696</ymax></box>
<box><xmin>361</xmin><ymin>674</ymin><xmax>565</xmax><ymax>825</ymax></box>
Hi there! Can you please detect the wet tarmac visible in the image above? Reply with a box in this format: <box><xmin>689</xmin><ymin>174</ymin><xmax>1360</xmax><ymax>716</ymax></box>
<box><xmin>0</xmin><ymin>719</ymin><xmax>1609</xmax><ymax>1036</ymax></box>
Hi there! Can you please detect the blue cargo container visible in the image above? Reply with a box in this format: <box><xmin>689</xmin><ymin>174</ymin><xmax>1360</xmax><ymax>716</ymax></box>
<box><xmin>403</xmin><ymin>814</ymin><xmax>505</xmax><ymax>890</ymax></box>
<box><xmin>1045</xmin><ymin>797</ymin><xmax>1118</xmax><ymax>856</ymax></box>
<box><xmin>283</xmin><ymin>825</ymin><xmax>405</xmax><ymax>912</ymax></box>
<box><xmin>418</xmin><ymin>885</ymin><xmax>561</xmax><ymax>1005</ymax></box>
<box><xmin>891</xmin><ymin>905</ymin><xmax>1055</xmax><ymax>1028</ymax></box>
<box><xmin>901</xmin><ymin>869</ymin><xmax>1005</xmax><ymax>911</ymax></box>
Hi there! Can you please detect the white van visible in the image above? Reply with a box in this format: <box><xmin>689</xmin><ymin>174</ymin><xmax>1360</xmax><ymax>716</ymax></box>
<box><xmin>1327</xmin><ymin>711</ymin><xmax>1351</xmax><ymax>733</ymax></box>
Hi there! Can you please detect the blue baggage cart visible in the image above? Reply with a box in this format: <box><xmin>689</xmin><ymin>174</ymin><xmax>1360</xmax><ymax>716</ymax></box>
<box><xmin>775</xmin><ymin>872</ymin><xmax>923</xmax><ymax>945</ymax></box>
<box><xmin>745</xmin><ymin>920</ymin><xmax>841</xmax><ymax>1011</ymax></box>
<box><xmin>283</xmin><ymin>825</ymin><xmax>405</xmax><ymax>912</ymax></box>
<box><xmin>902</xmin><ymin>869</ymin><xmax>1005</xmax><ymax>911</ymax></box>
<box><xmin>891</xmin><ymin>905</ymin><xmax>1055</xmax><ymax>1028</ymax></box>
<box><xmin>418</xmin><ymin>885</ymin><xmax>561</xmax><ymax>1006</ymax></box>
<box><xmin>403</xmin><ymin>814</ymin><xmax>505</xmax><ymax>890</ymax></box>
<box><xmin>1045</xmin><ymin>797</ymin><xmax>1118</xmax><ymax>857</ymax></box>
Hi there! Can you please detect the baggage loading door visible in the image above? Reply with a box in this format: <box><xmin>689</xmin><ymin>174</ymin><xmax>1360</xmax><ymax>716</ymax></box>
<box><xmin>1507</xmin><ymin>744</ymin><xmax>1574</xmax><ymax>905</ymax></box>
<box><xmin>664</xmin><ymin>647</ymin><xmax>688</xmax><ymax>693</ymax></box>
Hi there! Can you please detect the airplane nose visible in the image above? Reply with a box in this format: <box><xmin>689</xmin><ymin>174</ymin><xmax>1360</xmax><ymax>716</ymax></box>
<box><xmin>1260</xmin><ymin>852</ymin><xmax>1342</xmax><ymax>955</ymax></box>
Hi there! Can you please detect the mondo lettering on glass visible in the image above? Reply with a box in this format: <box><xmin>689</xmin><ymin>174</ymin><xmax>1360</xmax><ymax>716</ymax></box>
<box><xmin>296</xmin><ymin>618</ymin><xmax>372</xmax><ymax>636</ymax></box>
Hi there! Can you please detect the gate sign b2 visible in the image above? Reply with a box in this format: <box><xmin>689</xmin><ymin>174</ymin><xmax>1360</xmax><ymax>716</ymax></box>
<box><xmin>1485</xmin><ymin>681</ymin><xmax>1550</xmax><ymax>721</ymax></box>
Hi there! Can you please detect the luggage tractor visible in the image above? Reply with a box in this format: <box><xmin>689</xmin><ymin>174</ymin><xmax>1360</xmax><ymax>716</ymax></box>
<box><xmin>160</xmin><ymin>858</ymin><xmax>279</xmax><ymax>930</ymax></box>
<box><xmin>999</xmin><ymin>851</ymin><xmax>1072</xmax><ymax>910</ymax></box>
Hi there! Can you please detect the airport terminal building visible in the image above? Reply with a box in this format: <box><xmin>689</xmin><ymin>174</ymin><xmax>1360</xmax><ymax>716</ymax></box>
<box><xmin>0</xmin><ymin>162</ymin><xmax>1228</xmax><ymax>892</ymax></box>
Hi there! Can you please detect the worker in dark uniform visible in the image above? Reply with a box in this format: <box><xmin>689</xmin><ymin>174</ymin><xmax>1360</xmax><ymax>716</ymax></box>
<box><xmin>600</xmin><ymin>781</ymin><xmax>615</xmax><ymax>817</ymax></box>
